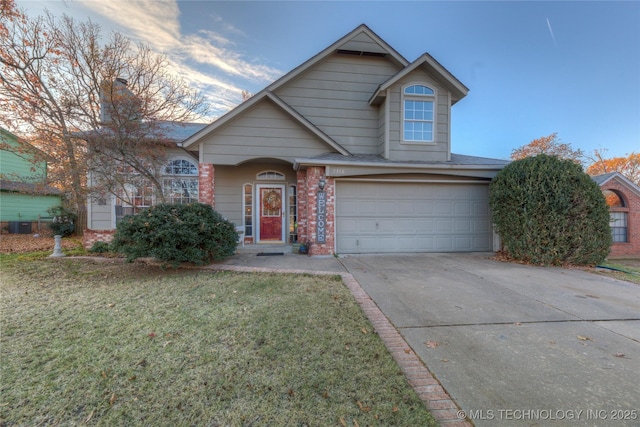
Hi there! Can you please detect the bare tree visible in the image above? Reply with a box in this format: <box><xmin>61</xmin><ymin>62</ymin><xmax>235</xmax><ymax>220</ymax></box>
<box><xmin>511</xmin><ymin>133</ymin><xmax>584</xmax><ymax>165</ymax></box>
<box><xmin>0</xmin><ymin>1</ymin><xmax>208</xmax><ymax>212</ymax></box>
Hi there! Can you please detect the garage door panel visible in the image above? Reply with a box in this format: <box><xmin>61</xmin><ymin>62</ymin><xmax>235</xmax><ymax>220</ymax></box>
<box><xmin>336</xmin><ymin>182</ymin><xmax>492</xmax><ymax>254</ymax></box>
<box><xmin>377</xmin><ymin>201</ymin><xmax>398</xmax><ymax>215</ymax></box>
<box><xmin>434</xmin><ymin>202</ymin><xmax>454</xmax><ymax>215</ymax></box>
<box><xmin>454</xmin><ymin>201</ymin><xmax>472</xmax><ymax>215</ymax></box>
<box><xmin>454</xmin><ymin>218</ymin><xmax>471</xmax><ymax>232</ymax></box>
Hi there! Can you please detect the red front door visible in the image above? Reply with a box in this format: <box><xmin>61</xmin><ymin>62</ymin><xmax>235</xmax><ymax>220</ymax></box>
<box><xmin>259</xmin><ymin>187</ymin><xmax>283</xmax><ymax>241</ymax></box>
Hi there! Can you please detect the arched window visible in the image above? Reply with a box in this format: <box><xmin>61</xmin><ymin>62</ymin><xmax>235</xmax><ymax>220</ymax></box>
<box><xmin>603</xmin><ymin>189</ymin><xmax>628</xmax><ymax>243</ymax></box>
<box><xmin>403</xmin><ymin>84</ymin><xmax>435</xmax><ymax>143</ymax></box>
<box><xmin>257</xmin><ymin>170</ymin><xmax>285</xmax><ymax>180</ymax></box>
<box><xmin>603</xmin><ymin>189</ymin><xmax>625</xmax><ymax>208</ymax></box>
<box><xmin>162</xmin><ymin>158</ymin><xmax>198</xmax><ymax>205</ymax></box>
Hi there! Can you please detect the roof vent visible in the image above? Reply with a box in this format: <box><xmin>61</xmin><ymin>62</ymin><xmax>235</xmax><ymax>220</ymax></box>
<box><xmin>336</xmin><ymin>49</ymin><xmax>386</xmax><ymax>58</ymax></box>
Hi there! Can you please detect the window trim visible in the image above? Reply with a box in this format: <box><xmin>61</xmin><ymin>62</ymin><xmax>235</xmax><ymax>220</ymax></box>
<box><xmin>242</xmin><ymin>183</ymin><xmax>253</xmax><ymax>237</ymax></box>
<box><xmin>257</xmin><ymin>170</ymin><xmax>285</xmax><ymax>180</ymax></box>
<box><xmin>161</xmin><ymin>156</ymin><xmax>199</xmax><ymax>205</ymax></box>
<box><xmin>610</xmin><ymin>211</ymin><xmax>629</xmax><ymax>243</ymax></box>
<box><xmin>401</xmin><ymin>83</ymin><xmax>436</xmax><ymax>145</ymax></box>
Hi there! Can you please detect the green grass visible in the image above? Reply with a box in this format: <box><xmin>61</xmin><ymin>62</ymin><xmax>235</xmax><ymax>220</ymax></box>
<box><xmin>597</xmin><ymin>259</ymin><xmax>640</xmax><ymax>285</ymax></box>
<box><xmin>0</xmin><ymin>258</ymin><xmax>436</xmax><ymax>426</ymax></box>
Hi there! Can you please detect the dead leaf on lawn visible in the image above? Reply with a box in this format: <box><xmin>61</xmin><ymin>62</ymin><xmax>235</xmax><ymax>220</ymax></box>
<box><xmin>339</xmin><ymin>416</ymin><xmax>347</xmax><ymax>427</ymax></box>
<box><xmin>357</xmin><ymin>401</ymin><xmax>371</xmax><ymax>412</ymax></box>
<box><xmin>109</xmin><ymin>393</ymin><xmax>117</xmax><ymax>405</ymax></box>
<box><xmin>425</xmin><ymin>340</ymin><xmax>440</xmax><ymax>349</ymax></box>
<box><xmin>85</xmin><ymin>410</ymin><xmax>94</xmax><ymax>423</ymax></box>
<box><xmin>361</xmin><ymin>328</ymin><xmax>368</xmax><ymax>334</ymax></box>
<box><xmin>392</xmin><ymin>405</ymin><xmax>399</xmax><ymax>412</ymax></box>
<box><xmin>354</xmin><ymin>420</ymin><xmax>360</xmax><ymax>427</ymax></box>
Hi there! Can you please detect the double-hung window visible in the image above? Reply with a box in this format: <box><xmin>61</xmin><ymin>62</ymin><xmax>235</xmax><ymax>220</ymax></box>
<box><xmin>162</xmin><ymin>159</ymin><xmax>199</xmax><ymax>205</ymax></box>
<box><xmin>403</xmin><ymin>84</ymin><xmax>435</xmax><ymax>143</ymax></box>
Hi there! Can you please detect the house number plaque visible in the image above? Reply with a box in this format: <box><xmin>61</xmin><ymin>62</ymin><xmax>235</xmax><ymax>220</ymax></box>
<box><xmin>317</xmin><ymin>190</ymin><xmax>326</xmax><ymax>244</ymax></box>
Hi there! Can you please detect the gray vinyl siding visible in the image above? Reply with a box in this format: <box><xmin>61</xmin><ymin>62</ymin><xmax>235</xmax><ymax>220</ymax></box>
<box><xmin>200</xmin><ymin>99</ymin><xmax>334</xmax><ymax>165</ymax></box>
<box><xmin>89</xmin><ymin>200</ymin><xmax>113</xmax><ymax>230</ymax></box>
<box><xmin>214</xmin><ymin>163</ymin><xmax>297</xmax><ymax>230</ymax></box>
<box><xmin>274</xmin><ymin>54</ymin><xmax>400</xmax><ymax>154</ymax></box>
<box><xmin>339</xmin><ymin>31</ymin><xmax>391</xmax><ymax>54</ymax></box>
<box><xmin>377</xmin><ymin>102</ymin><xmax>386</xmax><ymax>156</ymax></box>
<box><xmin>387</xmin><ymin>69</ymin><xmax>450</xmax><ymax>162</ymax></box>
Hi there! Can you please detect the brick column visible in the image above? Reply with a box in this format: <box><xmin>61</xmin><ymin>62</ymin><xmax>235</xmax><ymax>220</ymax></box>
<box><xmin>198</xmin><ymin>163</ymin><xmax>215</xmax><ymax>207</ymax></box>
<box><xmin>305</xmin><ymin>166</ymin><xmax>334</xmax><ymax>256</ymax></box>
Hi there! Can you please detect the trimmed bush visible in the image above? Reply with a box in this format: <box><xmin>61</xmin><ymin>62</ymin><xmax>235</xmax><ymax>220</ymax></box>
<box><xmin>111</xmin><ymin>203</ymin><xmax>238</xmax><ymax>266</ymax></box>
<box><xmin>489</xmin><ymin>154</ymin><xmax>611</xmax><ymax>265</ymax></box>
<box><xmin>47</xmin><ymin>206</ymin><xmax>76</xmax><ymax>237</ymax></box>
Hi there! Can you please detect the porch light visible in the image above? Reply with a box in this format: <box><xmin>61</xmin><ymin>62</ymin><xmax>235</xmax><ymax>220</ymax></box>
<box><xmin>318</xmin><ymin>178</ymin><xmax>326</xmax><ymax>190</ymax></box>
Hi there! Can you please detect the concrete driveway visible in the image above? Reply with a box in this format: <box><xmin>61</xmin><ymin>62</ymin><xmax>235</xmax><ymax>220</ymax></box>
<box><xmin>340</xmin><ymin>253</ymin><xmax>640</xmax><ymax>426</ymax></box>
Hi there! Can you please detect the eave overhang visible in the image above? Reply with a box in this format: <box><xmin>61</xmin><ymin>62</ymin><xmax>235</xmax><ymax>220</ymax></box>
<box><xmin>369</xmin><ymin>53</ymin><xmax>469</xmax><ymax>106</ymax></box>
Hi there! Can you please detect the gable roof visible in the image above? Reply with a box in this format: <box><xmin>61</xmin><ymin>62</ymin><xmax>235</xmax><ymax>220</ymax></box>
<box><xmin>593</xmin><ymin>172</ymin><xmax>640</xmax><ymax>198</ymax></box>
<box><xmin>183</xmin><ymin>24</ymin><xmax>410</xmax><ymax>152</ymax></box>
<box><xmin>0</xmin><ymin>127</ymin><xmax>52</xmax><ymax>162</ymax></box>
<box><xmin>264</xmin><ymin>24</ymin><xmax>408</xmax><ymax>93</ymax></box>
<box><xmin>369</xmin><ymin>53</ymin><xmax>469</xmax><ymax>105</ymax></box>
<box><xmin>182</xmin><ymin>91</ymin><xmax>350</xmax><ymax>155</ymax></box>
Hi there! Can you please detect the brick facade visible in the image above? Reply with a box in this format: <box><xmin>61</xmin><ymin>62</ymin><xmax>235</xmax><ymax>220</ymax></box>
<box><xmin>198</xmin><ymin>163</ymin><xmax>215</xmax><ymax>207</ymax></box>
<box><xmin>303</xmin><ymin>166</ymin><xmax>335</xmax><ymax>256</ymax></box>
<box><xmin>601</xmin><ymin>178</ymin><xmax>640</xmax><ymax>258</ymax></box>
<box><xmin>83</xmin><ymin>229</ymin><xmax>115</xmax><ymax>249</ymax></box>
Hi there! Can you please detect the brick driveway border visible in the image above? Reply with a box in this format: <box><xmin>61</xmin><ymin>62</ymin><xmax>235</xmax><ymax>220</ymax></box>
<box><xmin>202</xmin><ymin>263</ymin><xmax>472</xmax><ymax>426</ymax></box>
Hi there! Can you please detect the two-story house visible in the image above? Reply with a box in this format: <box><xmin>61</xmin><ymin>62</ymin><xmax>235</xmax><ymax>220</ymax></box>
<box><xmin>86</xmin><ymin>24</ymin><xmax>508</xmax><ymax>255</ymax></box>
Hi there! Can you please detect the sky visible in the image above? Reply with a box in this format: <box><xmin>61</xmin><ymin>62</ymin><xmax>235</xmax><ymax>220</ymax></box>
<box><xmin>15</xmin><ymin>0</ymin><xmax>640</xmax><ymax>161</ymax></box>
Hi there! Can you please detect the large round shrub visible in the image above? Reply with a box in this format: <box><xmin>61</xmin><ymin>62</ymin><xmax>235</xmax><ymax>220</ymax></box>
<box><xmin>112</xmin><ymin>203</ymin><xmax>238</xmax><ymax>266</ymax></box>
<box><xmin>489</xmin><ymin>154</ymin><xmax>611</xmax><ymax>265</ymax></box>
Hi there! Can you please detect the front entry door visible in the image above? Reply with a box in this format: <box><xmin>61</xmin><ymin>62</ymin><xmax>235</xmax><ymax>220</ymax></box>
<box><xmin>258</xmin><ymin>185</ymin><xmax>284</xmax><ymax>241</ymax></box>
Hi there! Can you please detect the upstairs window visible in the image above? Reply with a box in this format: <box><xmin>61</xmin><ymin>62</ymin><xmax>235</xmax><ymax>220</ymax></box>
<box><xmin>403</xmin><ymin>84</ymin><xmax>435</xmax><ymax>143</ymax></box>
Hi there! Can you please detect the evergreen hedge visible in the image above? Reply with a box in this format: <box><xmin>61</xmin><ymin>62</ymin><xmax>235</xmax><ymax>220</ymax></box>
<box><xmin>112</xmin><ymin>203</ymin><xmax>238</xmax><ymax>266</ymax></box>
<box><xmin>489</xmin><ymin>154</ymin><xmax>611</xmax><ymax>265</ymax></box>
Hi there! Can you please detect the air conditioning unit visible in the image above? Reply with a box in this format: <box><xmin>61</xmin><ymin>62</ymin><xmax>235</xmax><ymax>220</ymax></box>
<box><xmin>8</xmin><ymin>221</ymin><xmax>32</xmax><ymax>234</ymax></box>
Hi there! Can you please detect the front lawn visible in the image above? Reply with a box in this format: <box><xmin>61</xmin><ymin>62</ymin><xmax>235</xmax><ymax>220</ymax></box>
<box><xmin>0</xmin><ymin>257</ymin><xmax>436</xmax><ymax>426</ymax></box>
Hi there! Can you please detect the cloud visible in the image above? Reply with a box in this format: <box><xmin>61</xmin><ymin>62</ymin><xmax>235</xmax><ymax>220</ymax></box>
<box><xmin>77</xmin><ymin>0</ymin><xmax>282</xmax><ymax>118</ymax></box>
<box><xmin>546</xmin><ymin>17</ymin><xmax>558</xmax><ymax>48</ymax></box>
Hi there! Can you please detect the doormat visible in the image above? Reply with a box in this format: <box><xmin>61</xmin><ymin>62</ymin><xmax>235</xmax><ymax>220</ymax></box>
<box><xmin>256</xmin><ymin>252</ymin><xmax>284</xmax><ymax>256</ymax></box>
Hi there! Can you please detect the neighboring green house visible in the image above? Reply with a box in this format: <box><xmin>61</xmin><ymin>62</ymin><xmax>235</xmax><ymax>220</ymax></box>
<box><xmin>0</xmin><ymin>127</ymin><xmax>61</xmax><ymax>234</ymax></box>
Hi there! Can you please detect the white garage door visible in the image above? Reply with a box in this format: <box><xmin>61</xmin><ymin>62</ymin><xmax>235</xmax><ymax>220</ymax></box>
<box><xmin>336</xmin><ymin>181</ymin><xmax>492</xmax><ymax>254</ymax></box>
